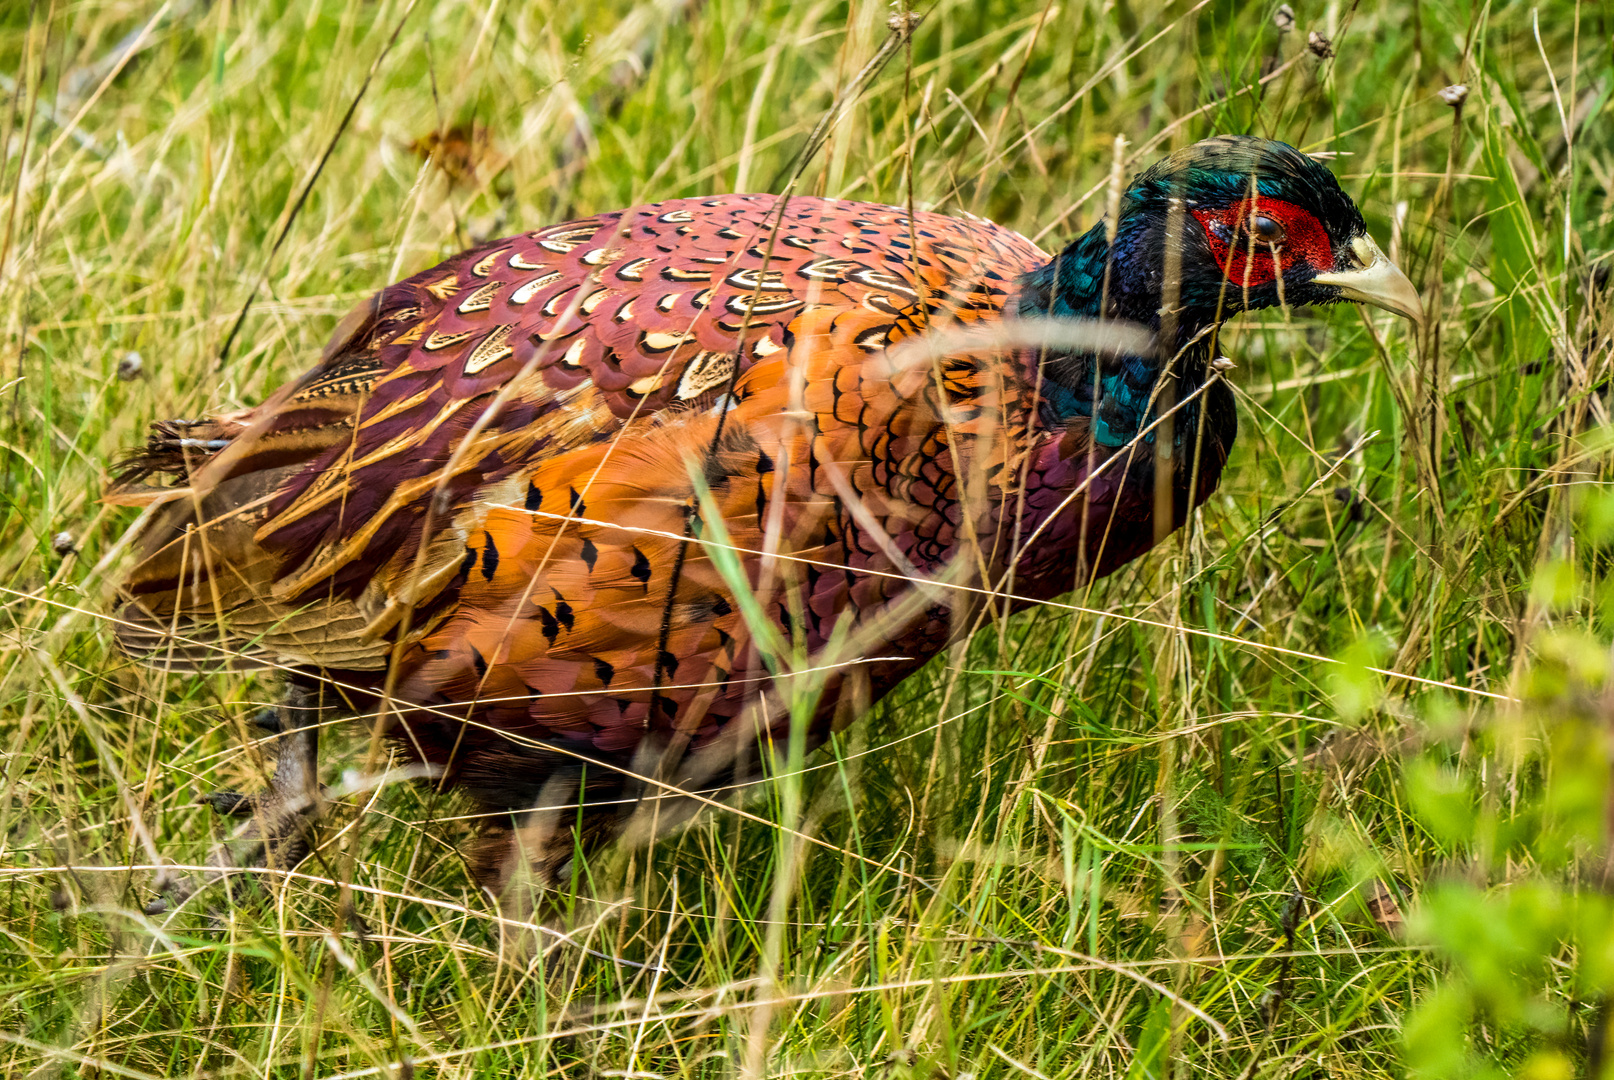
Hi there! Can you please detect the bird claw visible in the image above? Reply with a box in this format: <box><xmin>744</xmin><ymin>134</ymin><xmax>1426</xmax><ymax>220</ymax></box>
<box><xmin>151</xmin><ymin>684</ymin><xmax>326</xmax><ymax>912</ymax></box>
<box><xmin>201</xmin><ymin>790</ymin><xmax>256</xmax><ymax>816</ymax></box>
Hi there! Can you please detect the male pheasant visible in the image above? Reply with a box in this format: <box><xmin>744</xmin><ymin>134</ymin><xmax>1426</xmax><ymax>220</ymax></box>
<box><xmin>111</xmin><ymin>136</ymin><xmax>1421</xmax><ymax>895</ymax></box>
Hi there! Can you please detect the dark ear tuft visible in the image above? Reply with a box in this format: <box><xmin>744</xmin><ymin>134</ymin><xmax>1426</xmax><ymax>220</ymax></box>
<box><xmin>1124</xmin><ymin>135</ymin><xmax>1365</xmax><ymax>241</ymax></box>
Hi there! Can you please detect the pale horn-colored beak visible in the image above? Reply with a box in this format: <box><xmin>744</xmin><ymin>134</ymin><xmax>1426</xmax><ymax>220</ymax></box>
<box><xmin>1312</xmin><ymin>233</ymin><xmax>1424</xmax><ymax>326</ymax></box>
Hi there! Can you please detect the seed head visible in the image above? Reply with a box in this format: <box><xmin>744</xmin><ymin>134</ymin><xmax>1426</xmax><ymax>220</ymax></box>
<box><xmin>886</xmin><ymin>7</ymin><xmax>921</xmax><ymax>33</ymax></box>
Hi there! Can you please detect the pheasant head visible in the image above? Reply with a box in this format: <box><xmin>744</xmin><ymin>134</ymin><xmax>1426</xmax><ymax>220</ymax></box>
<box><xmin>1018</xmin><ymin>135</ymin><xmax>1421</xmax><ymax>449</ymax></box>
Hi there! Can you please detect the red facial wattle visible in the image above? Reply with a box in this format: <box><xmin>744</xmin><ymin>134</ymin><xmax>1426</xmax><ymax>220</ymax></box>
<box><xmin>1190</xmin><ymin>196</ymin><xmax>1335</xmax><ymax>292</ymax></box>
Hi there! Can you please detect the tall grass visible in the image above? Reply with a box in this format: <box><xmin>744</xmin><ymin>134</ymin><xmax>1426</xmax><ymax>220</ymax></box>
<box><xmin>0</xmin><ymin>0</ymin><xmax>1609</xmax><ymax>1075</ymax></box>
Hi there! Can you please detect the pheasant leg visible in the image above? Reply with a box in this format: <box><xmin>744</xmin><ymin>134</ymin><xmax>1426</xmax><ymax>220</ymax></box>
<box><xmin>149</xmin><ymin>683</ymin><xmax>325</xmax><ymax>912</ymax></box>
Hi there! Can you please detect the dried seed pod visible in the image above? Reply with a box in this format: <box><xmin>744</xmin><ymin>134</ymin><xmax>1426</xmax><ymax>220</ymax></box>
<box><xmin>51</xmin><ymin>531</ymin><xmax>76</xmax><ymax>556</ymax></box>
<box><xmin>887</xmin><ymin>9</ymin><xmax>921</xmax><ymax>33</ymax></box>
<box><xmin>1307</xmin><ymin>30</ymin><xmax>1334</xmax><ymax>58</ymax></box>
<box><xmin>117</xmin><ymin>350</ymin><xmax>143</xmax><ymax>380</ymax></box>
<box><xmin>1438</xmin><ymin>83</ymin><xmax>1469</xmax><ymax>107</ymax></box>
<box><xmin>1273</xmin><ymin>4</ymin><xmax>1296</xmax><ymax>33</ymax></box>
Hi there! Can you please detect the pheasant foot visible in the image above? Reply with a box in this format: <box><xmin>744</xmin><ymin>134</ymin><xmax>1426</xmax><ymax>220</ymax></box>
<box><xmin>147</xmin><ymin>682</ymin><xmax>326</xmax><ymax>914</ymax></box>
<box><xmin>199</xmin><ymin>790</ymin><xmax>256</xmax><ymax>816</ymax></box>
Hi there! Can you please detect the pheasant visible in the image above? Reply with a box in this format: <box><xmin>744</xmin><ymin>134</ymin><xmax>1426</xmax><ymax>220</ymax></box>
<box><xmin>111</xmin><ymin>136</ymin><xmax>1421</xmax><ymax>896</ymax></box>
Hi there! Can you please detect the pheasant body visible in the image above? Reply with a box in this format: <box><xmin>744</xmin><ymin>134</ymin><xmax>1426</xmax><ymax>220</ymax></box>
<box><xmin>112</xmin><ymin>137</ymin><xmax>1420</xmax><ymax>882</ymax></box>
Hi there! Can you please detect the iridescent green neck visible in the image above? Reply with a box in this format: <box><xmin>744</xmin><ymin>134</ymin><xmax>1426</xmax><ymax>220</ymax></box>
<box><xmin>1017</xmin><ymin>222</ymin><xmax>1223</xmax><ymax>452</ymax></box>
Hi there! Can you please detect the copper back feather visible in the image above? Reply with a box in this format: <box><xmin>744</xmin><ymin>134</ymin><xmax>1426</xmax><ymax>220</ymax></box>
<box><xmin>115</xmin><ymin>196</ymin><xmax>1045</xmax><ymax>675</ymax></box>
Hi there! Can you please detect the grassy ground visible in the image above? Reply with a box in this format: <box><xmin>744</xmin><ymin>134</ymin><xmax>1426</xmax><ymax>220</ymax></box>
<box><xmin>1</xmin><ymin>0</ymin><xmax>1610</xmax><ymax>1075</ymax></box>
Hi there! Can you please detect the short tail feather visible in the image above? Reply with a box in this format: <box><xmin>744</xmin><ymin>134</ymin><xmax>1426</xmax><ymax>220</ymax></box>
<box><xmin>107</xmin><ymin>415</ymin><xmax>251</xmax><ymax>505</ymax></box>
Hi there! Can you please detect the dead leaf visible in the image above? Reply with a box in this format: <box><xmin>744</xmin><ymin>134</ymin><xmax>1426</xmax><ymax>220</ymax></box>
<box><xmin>410</xmin><ymin>123</ymin><xmax>503</xmax><ymax>187</ymax></box>
<box><xmin>1365</xmin><ymin>878</ymin><xmax>1404</xmax><ymax>938</ymax></box>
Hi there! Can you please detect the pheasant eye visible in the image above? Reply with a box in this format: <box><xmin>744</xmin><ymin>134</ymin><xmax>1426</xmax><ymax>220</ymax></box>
<box><xmin>1247</xmin><ymin>213</ymin><xmax>1286</xmax><ymax>247</ymax></box>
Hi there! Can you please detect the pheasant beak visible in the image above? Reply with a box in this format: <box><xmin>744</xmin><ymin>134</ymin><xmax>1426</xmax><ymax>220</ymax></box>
<box><xmin>1313</xmin><ymin>233</ymin><xmax>1424</xmax><ymax>326</ymax></box>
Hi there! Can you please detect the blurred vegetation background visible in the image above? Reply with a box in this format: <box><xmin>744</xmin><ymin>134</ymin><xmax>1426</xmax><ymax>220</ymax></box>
<box><xmin>0</xmin><ymin>0</ymin><xmax>1609</xmax><ymax>1075</ymax></box>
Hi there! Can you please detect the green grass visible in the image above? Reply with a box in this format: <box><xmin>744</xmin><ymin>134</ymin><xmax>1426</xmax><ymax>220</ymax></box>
<box><xmin>1</xmin><ymin>0</ymin><xmax>1611</xmax><ymax>1075</ymax></box>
